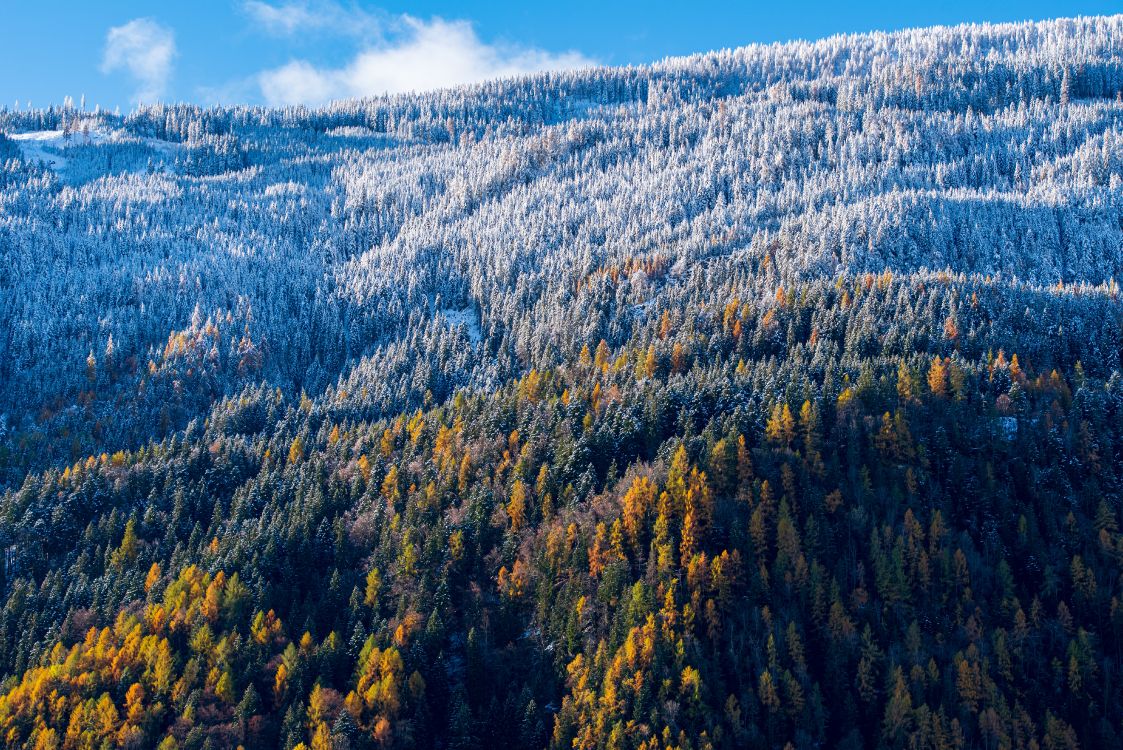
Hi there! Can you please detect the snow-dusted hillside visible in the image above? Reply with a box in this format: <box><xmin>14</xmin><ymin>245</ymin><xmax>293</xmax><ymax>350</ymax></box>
<box><xmin>2</xmin><ymin>15</ymin><xmax>1123</xmax><ymax>477</ymax></box>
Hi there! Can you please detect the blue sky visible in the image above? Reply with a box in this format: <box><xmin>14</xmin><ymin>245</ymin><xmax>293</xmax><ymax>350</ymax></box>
<box><xmin>2</xmin><ymin>1</ymin><xmax>1119</xmax><ymax>111</ymax></box>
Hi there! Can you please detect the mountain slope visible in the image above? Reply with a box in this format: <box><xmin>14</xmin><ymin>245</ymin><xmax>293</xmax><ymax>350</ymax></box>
<box><xmin>1</xmin><ymin>15</ymin><xmax>1123</xmax><ymax>750</ymax></box>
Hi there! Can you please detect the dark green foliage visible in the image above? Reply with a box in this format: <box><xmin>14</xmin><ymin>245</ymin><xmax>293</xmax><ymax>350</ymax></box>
<box><xmin>2</xmin><ymin>273</ymin><xmax>1122</xmax><ymax>748</ymax></box>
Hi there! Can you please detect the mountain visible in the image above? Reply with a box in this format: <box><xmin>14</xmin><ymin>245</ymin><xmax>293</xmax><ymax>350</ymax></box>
<box><xmin>1</xmin><ymin>15</ymin><xmax>1122</xmax><ymax>750</ymax></box>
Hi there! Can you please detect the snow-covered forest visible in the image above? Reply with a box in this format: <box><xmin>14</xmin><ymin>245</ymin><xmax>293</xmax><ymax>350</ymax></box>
<box><xmin>2</xmin><ymin>16</ymin><xmax>1123</xmax><ymax>750</ymax></box>
<box><xmin>3</xmin><ymin>16</ymin><xmax>1123</xmax><ymax>478</ymax></box>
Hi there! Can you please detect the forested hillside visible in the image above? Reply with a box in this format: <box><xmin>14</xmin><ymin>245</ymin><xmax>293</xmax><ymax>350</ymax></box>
<box><xmin>2</xmin><ymin>15</ymin><xmax>1123</xmax><ymax>750</ymax></box>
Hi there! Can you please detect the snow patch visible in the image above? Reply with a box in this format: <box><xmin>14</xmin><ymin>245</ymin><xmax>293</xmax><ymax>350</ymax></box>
<box><xmin>326</xmin><ymin>126</ymin><xmax>380</xmax><ymax>138</ymax></box>
<box><xmin>9</xmin><ymin>130</ymin><xmax>69</xmax><ymax>141</ymax></box>
<box><xmin>441</xmin><ymin>307</ymin><xmax>482</xmax><ymax>344</ymax></box>
<box><xmin>9</xmin><ymin>130</ymin><xmax>73</xmax><ymax>169</ymax></box>
<box><xmin>264</xmin><ymin>181</ymin><xmax>307</xmax><ymax>197</ymax></box>
<box><xmin>6</xmin><ymin>128</ymin><xmax>179</xmax><ymax>173</ymax></box>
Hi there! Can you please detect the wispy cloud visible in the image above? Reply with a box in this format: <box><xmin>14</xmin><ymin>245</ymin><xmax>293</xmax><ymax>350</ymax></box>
<box><xmin>242</xmin><ymin>0</ymin><xmax>381</xmax><ymax>38</ymax></box>
<box><xmin>101</xmin><ymin>18</ymin><xmax>176</xmax><ymax>104</ymax></box>
<box><xmin>254</xmin><ymin>13</ymin><xmax>596</xmax><ymax>106</ymax></box>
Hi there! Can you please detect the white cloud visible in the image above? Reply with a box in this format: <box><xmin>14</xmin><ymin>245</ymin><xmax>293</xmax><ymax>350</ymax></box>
<box><xmin>256</xmin><ymin>15</ymin><xmax>596</xmax><ymax>106</ymax></box>
<box><xmin>101</xmin><ymin>18</ymin><xmax>176</xmax><ymax>103</ymax></box>
<box><xmin>259</xmin><ymin>61</ymin><xmax>336</xmax><ymax>107</ymax></box>
<box><xmin>242</xmin><ymin>0</ymin><xmax>381</xmax><ymax>38</ymax></box>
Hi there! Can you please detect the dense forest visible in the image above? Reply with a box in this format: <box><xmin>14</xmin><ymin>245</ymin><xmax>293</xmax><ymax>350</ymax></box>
<box><xmin>2</xmin><ymin>14</ymin><xmax>1123</xmax><ymax>750</ymax></box>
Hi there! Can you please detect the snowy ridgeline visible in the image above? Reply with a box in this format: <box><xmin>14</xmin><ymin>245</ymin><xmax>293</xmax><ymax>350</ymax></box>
<box><xmin>2</xmin><ymin>15</ymin><xmax>1123</xmax><ymax>471</ymax></box>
